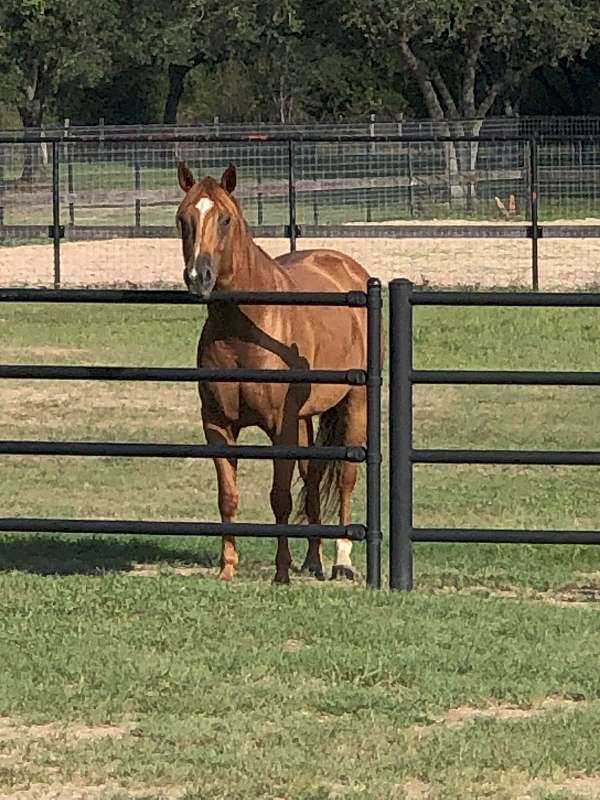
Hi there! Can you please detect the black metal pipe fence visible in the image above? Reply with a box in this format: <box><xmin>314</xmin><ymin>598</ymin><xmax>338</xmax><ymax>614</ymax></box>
<box><xmin>4</xmin><ymin>133</ymin><xmax>600</xmax><ymax>292</ymax></box>
<box><xmin>1</xmin><ymin>281</ymin><xmax>383</xmax><ymax>588</ymax></box>
<box><xmin>388</xmin><ymin>278</ymin><xmax>600</xmax><ymax>591</ymax></box>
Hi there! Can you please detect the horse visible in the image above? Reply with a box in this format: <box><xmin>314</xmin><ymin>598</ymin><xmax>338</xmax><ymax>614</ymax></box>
<box><xmin>176</xmin><ymin>161</ymin><xmax>371</xmax><ymax>585</ymax></box>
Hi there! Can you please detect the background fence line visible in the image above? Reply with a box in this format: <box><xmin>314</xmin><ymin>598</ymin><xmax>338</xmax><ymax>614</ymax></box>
<box><xmin>2</xmin><ymin>131</ymin><xmax>600</xmax><ymax>290</ymax></box>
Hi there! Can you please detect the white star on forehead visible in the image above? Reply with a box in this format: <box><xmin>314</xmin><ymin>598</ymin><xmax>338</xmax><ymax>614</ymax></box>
<box><xmin>195</xmin><ymin>197</ymin><xmax>214</xmax><ymax>219</ymax></box>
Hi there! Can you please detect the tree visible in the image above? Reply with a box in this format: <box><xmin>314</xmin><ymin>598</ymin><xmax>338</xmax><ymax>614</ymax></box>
<box><xmin>0</xmin><ymin>0</ymin><xmax>118</xmax><ymax>128</ymax></box>
<box><xmin>120</xmin><ymin>0</ymin><xmax>283</xmax><ymax>124</ymax></box>
<box><xmin>346</xmin><ymin>0</ymin><xmax>600</xmax><ymax>198</ymax></box>
<box><xmin>0</xmin><ymin>0</ymin><xmax>118</xmax><ymax>179</ymax></box>
<box><xmin>346</xmin><ymin>0</ymin><xmax>600</xmax><ymax>130</ymax></box>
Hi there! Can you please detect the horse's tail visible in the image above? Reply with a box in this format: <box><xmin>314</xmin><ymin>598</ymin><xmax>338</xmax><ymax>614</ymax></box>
<box><xmin>296</xmin><ymin>399</ymin><xmax>347</xmax><ymax>523</ymax></box>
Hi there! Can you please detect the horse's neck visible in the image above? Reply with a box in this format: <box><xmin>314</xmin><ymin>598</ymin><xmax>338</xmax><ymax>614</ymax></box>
<box><xmin>227</xmin><ymin>230</ymin><xmax>291</xmax><ymax>292</ymax></box>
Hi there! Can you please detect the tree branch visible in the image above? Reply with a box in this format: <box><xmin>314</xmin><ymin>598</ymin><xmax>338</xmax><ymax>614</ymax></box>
<box><xmin>476</xmin><ymin>61</ymin><xmax>544</xmax><ymax>117</ymax></box>
<box><xmin>399</xmin><ymin>35</ymin><xmax>445</xmax><ymax>120</ymax></box>
<box><xmin>463</xmin><ymin>27</ymin><xmax>484</xmax><ymax>117</ymax></box>
<box><xmin>430</xmin><ymin>66</ymin><xmax>458</xmax><ymax>118</ymax></box>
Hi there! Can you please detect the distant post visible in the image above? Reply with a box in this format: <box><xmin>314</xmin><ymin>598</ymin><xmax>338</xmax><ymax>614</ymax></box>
<box><xmin>64</xmin><ymin>119</ymin><xmax>75</xmax><ymax>226</ymax></box>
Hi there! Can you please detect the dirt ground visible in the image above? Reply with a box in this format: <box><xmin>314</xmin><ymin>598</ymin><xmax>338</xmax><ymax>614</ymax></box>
<box><xmin>2</xmin><ymin>219</ymin><xmax>600</xmax><ymax>289</ymax></box>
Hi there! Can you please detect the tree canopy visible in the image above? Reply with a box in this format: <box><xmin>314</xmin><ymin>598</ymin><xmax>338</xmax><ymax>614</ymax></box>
<box><xmin>346</xmin><ymin>0</ymin><xmax>600</xmax><ymax>130</ymax></box>
<box><xmin>0</xmin><ymin>0</ymin><xmax>599</xmax><ymax>127</ymax></box>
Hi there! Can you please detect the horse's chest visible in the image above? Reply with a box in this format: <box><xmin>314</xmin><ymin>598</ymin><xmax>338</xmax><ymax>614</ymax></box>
<box><xmin>197</xmin><ymin>337</ymin><xmax>288</xmax><ymax>428</ymax></box>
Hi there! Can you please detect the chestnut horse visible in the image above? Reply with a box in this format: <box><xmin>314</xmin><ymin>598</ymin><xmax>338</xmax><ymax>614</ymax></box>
<box><xmin>176</xmin><ymin>162</ymin><xmax>370</xmax><ymax>584</ymax></box>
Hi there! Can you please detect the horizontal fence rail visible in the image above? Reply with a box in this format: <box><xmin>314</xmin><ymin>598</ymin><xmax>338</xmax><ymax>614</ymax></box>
<box><xmin>414</xmin><ymin>449</ymin><xmax>600</xmax><ymax>466</ymax></box>
<box><xmin>0</xmin><ymin>281</ymin><xmax>382</xmax><ymax>587</ymax></box>
<box><xmin>413</xmin><ymin>369</ymin><xmax>600</xmax><ymax>385</ymax></box>
<box><xmin>0</xmin><ymin>440</ymin><xmax>367</xmax><ymax>462</ymax></box>
<box><xmin>0</xmin><ymin>288</ymin><xmax>368</xmax><ymax>307</ymax></box>
<box><xmin>0</xmin><ymin>517</ymin><xmax>366</xmax><ymax>541</ymax></box>
<box><xmin>389</xmin><ymin>278</ymin><xmax>600</xmax><ymax>591</ymax></box>
<box><xmin>411</xmin><ymin>529</ymin><xmax>600</xmax><ymax>545</ymax></box>
<box><xmin>0</xmin><ymin>365</ymin><xmax>367</xmax><ymax>385</ymax></box>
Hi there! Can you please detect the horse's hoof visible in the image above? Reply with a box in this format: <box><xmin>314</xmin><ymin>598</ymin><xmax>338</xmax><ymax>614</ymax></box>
<box><xmin>300</xmin><ymin>561</ymin><xmax>325</xmax><ymax>581</ymax></box>
<box><xmin>273</xmin><ymin>572</ymin><xmax>291</xmax><ymax>585</ymax></box>
<box><xmin>218</xmin><ymin>564</ymin><xmax>235</xmax><ymax>582</ymax></box>
<box><xmin>330</xmin><ymin>565</ymin><xmax>356</xmax><ymax>581</ymax></box>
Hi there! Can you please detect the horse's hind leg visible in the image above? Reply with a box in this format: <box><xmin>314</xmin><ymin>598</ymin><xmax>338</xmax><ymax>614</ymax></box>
<box><xmin>332</xmin><ymin>387</ymin><xmax>366</xmax><ymax>581</ymax></box>
<box><xmin>203</xmin><ymin>416</ymin><xmax>240</xmax><ymax>581</ymax></box>
<box><xmin>301</xmin><ymin>465</ymin><xmax>326</xmax><ymax>580</ymax></box>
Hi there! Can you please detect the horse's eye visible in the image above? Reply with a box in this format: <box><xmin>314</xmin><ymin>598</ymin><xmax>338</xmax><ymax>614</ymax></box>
<box><xmin>220</xmin><ymin>214</ymin><xmax>231</xmax><ymax>226</ymax></box>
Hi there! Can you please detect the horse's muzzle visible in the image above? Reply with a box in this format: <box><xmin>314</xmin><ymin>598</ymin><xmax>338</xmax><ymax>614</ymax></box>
<box><xmin>184</xmin><ymin>262</ymin><xmax>216</xmax><ymax>298</ymax></box>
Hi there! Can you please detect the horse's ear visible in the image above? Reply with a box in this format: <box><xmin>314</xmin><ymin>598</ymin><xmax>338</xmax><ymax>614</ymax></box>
<box><xmin>220</xmin><ymin>162</ymin><xmax>237</xmax><ymax>194</ymax></box>
<box><xmin>177</xmin><ymin>161</ymin><xmax>195</xmax><ymax>193</ymax></box>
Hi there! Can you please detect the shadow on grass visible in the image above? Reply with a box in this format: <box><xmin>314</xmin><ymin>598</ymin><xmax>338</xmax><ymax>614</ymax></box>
<box><xmin>0</xmin><ymin>533</ymin><xmax>216</xmax><ymax>575</ymax></box>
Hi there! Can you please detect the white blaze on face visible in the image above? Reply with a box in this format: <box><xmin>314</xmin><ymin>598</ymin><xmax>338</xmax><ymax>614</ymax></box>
<box><xmin>188</xmin><ymin>197</ymin><xmax>214</xmax><ymax>279</ymax></box>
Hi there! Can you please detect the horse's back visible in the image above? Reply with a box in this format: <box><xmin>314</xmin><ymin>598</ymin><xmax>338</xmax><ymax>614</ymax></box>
<box><xmin>275</xmin><ymin>248</ymin><xmax>370</xmax><ymax>292</ymax></box>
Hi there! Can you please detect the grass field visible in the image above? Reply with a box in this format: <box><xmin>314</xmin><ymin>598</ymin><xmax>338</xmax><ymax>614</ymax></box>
<box><xmin>1</xmin><ymin>301</ymin><xmax>600</xmax><ymax>799</ymax></box>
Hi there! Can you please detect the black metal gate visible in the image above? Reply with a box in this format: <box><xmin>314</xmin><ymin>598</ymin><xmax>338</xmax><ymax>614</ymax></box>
<box><xmin>0</xmin><ymin>282</ymin><xmax>383</xmax><ymax>588</ymax></box>
<box><xmin>388</xmin><ymin>278</ymin><xmax>600</xmax><ymax>590</ymax></box>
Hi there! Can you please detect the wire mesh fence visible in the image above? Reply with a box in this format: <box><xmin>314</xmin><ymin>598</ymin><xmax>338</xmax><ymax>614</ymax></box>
<box><xmin>4</xmin><ymin>114</ymin><xmax>600</xmax><ymax>140</ymax></box>
<box><xmin>2</xmin><ymin>130</ymin><xmax>600</xmax><ymax>290</ymax></box>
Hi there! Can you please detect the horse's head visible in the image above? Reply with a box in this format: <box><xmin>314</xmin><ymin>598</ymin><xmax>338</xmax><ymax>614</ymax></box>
<box><xmin>175</xmin><ymin>162</ymin><xmax>242</xmax><ymax>298</ymax></box>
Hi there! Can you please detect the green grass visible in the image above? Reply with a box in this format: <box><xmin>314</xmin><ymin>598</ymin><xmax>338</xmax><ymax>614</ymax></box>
<box><xmin>1</xmin><ymin>302</ymin><xmax>600</xmax><ymax>798</ymax></box>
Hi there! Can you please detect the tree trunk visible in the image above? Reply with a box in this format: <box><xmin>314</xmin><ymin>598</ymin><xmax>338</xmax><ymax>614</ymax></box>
<box><xmin>163</xmin><ymin>64</ymin><xmax>192</xmax><ymax>124</ymax></box>
<box><xmin>17</xmin><ymin>100</ymin><xmax>48</xmax><ymax>184</ymax></box>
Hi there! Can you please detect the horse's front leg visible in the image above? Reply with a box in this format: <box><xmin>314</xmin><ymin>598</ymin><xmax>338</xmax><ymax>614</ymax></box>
<box><xmin>270</xmin><ymin>455</ymin><xmax>295</xmax><ymax>584</ymax></box>
<box><xmin>297</xmin><ymin>418</ymin><xmax>325</xmax><ymax>580</ymax></box>
<box><xmin>203</xmin><ymin>417</ymin><xmax>239</xmax><ymax>581</ymax></box>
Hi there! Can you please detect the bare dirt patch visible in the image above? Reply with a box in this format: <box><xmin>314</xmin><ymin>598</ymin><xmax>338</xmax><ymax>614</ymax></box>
<box><xmin>435</xmin><ymin>583</ymin><xmax>600</xmax><ymax>608</ymax></box>
<box><xmin>522</xmin><ymin>775</ymin><xmax>600</xmax><ymax>799</ymax></box>
<box><xmin>413</xmin><ymin>696</ymin><xmax>587</xmax><ymax>737</ymax></box>
<box><xmin>538</xmin><ymin>587</ymin><xmax>600</xmax><ymax>606</ymax></box>
<box><xmin>281</xmin><ymin>638</ymin><xmax>306</xmax><ymax>652</ymax></box>
<box><xmin>0</xmin><ymin>382</ymin><xmax>198</xmax><ymax>436</ymax></box>
<box><xmin>3</xmin><ymin>222</ymin><xmax>600</xmax><ymax>290</ymax></box>
<box><xmin>397</xmin><ymin>778</ymin><xmax>431</xmax><ymax>800</ymax></box>
<box><xmin>0</xmin><ymin>783</ymin><xmax>184</xmax><ymax>800</ymax></box>
<box><xmin>126</xmin><ymin>561</ymin><xmax>214</xmax><ymax>577</ymax></box>
<box><xmin>1</xmin><ymin>347</ymin><xmax>89</xmax><ymax>359</ymax></box>
<box><xmin>0</xmin><ymin>717</ymin><xmax>137</xmax><ymax>745</ymax></box>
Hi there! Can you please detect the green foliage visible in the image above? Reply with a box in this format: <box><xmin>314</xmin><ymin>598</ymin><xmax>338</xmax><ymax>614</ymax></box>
<box><xmin>346</xmin><ymin>0</ymin><xmax>600</xmax><ymax>120</ymax></box>
<box><xmin>1</xmin><ymin>0</ymin><xmax>600</xmax><ymax>126</ymax></box>
<box><xmin>0</xmin><ymin>0</ymin><xmax>119</xmax><ymax>124</ymax></box>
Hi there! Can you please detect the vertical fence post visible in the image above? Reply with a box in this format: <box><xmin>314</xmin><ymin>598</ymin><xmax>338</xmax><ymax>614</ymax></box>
<box><xmin>407</xmin><ymin>142</ymin><xmax>415</xmax><ymax>218</ymax></box>
<box><xmin>312</xmin><ymin>143</ymin><xmax>319</xmax><ymax>226</ymax></box>
<box><xmin>99</xmin><ymin>117</ymin><xmax>105</xmax><ymax>158</ymax></box>
<box><xmin>446</xmin><ymin>142</ymin><xmax>452</xmax><ymax>211</ymax></box>
<box><xmin>366</xmin><ymin>277</ymin><xmax>382</xmax><ymax>590</ymax></box>
<box><xmin>0</xmin><ymin>144</ymin><xmax>4</xmax><ymax>226</ymax></box>
<box><xmin>65</xmin><ymin>119</ymin><xmax>75</xmax><ymax>227</ymax></box>
<box><xmin>134</xmin><ymin>145</ymin><xmax>141</xmax><ymax>228</ymax></box>
<box><xmin>257</xmin><ymin>146</ymin><xmax>264</xmax><ymax>226</ymax></box>
<box><xmin>389</xmin><ymin>279</ymin><xmax>414</xmax><ymax>590</ymax></box>
<box><xmin>529</xmin><ymin>136</ymin><xmax>539</xmax><ymax>291</ymax></box>
<box><xmin>51</xmin><ymin>140</ymin><xmax>61</xmax><ymax>289</ymax></box>
<box><xmin>288</xmin><ymin>139</ymin><xmax>297</xmax><ymax>251</ymax></box>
